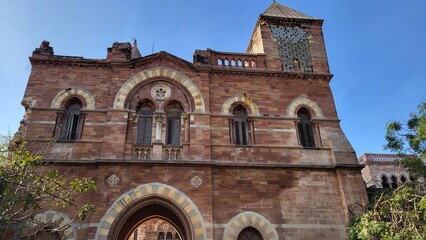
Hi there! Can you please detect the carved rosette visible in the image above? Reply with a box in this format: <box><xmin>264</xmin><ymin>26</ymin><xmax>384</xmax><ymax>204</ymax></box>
<box><xmin>150</xmin><ymin>84</ymin><xmax>171</xmax><ymax>102</ymax></box>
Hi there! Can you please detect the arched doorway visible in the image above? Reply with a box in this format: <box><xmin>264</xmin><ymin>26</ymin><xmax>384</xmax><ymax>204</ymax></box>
<box><xmin>111</xmin><ymin>199</ymin><xmax>191</xmax><ymax>240</ymax></box>
<box><xmin>95</xmin><ymin>183</ymin><xmax>207</xmax><ymax>240</ymax></box>
<box><xmin>127</xmin><ymin>217</ymin><xmax>182</xmax><ymax>240</ymax></box>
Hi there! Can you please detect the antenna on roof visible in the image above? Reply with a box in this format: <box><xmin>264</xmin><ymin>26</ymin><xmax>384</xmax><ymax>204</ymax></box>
<box><xmin>152</xmin><ymin>42</ymin><xmax>155</xmax><ymax>54</ymax></box>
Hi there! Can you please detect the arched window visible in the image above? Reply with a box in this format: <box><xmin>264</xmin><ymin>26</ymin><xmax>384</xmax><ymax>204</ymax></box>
<box><xmin>238</xmin><ymin>227</ymin><xmax>263</xmax><ymax>240</ymax></box>
<box><xmin>382</xmin><ymin>175</ymin><xmax>390</xmax><ymax>188</ymax></box>
<box><xmin>166</xmin><ymin>232</ymin><xmax>173</xmax><ymax>240</ymax></box>
<box><xmin>59</xmin><ymin>98</ymin><xmax>84</xmax><ymax>141</ymax></box>
<box><xmin>297</xmin><ymin>108</ymin><xmax>315</xmax><ymax>147</ymax></box>
<box><xmin>132</xmin><ymin>229</ymin><xmax>138</xmax><ymax>240</ymax></box>
<box><xmin>174</xmin><ymin>233</ymin><xmax>180</xmax><ymax>240</ymax></box>
<box><xmin>158</xmin><ymin>232</ymin><xmax>165</xmax><ymax>240</ymax></box>
<box><xmin>136</xmin><ymin>105</ymin><xmax>153</xmax><ymax>144</ymax></box>
<box><xmin>233</xmin><ymin>105</ymin><xmax>249</xmax><ymax>146</ymax></box>
<box><xmin>32</xmin><ymin>227</ymin><xmax>61</xmax><ymax>240</ymax></box>
<box><xmin>391</xmin><ymin>175</ymin><xmax>398</xmax><ymax>188</ymax></box>
<box><xmin>400</xmin><ymin>175</ymin><xmax>407</xmax><ymax>184</ymax></box>
<box><xmin>166</xmin><ymin>107</ymin><xmax>182</xmax><ymax>145</ymax></box>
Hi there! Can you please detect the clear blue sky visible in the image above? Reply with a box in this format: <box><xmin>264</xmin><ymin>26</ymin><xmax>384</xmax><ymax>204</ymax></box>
<box><xmin>1</xmin><ymin>0</ymin><xmax>425</xmax><ymax>157</ymax></box>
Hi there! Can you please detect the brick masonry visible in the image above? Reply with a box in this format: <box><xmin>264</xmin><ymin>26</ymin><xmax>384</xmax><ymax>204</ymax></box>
<box><xmin>17</xmin><ymin>2</ymin><xmax>367</xmax><ymax>240</ymax></box>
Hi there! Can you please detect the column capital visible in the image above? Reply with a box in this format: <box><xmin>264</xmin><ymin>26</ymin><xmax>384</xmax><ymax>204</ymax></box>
<box><xmin>153</xmin><ymin>112</ymin><xmax>166</xmax><ymax>123</ymax></box>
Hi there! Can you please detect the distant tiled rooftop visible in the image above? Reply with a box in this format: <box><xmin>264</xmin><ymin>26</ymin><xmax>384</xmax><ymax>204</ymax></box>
<box><xmin>358</xmin><ymin>153</ymin><xmax>415</xmax><ymax>164</ymax></box>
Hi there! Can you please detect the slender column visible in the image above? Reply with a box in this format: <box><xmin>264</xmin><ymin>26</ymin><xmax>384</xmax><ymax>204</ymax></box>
<box><xmin>183</xmin><ymin>115</ymin><xmax>190</xmax><ymax>143</ymax></box>
<box><xmin>152</xmin><ymin>113</ymin><xmax>165</xmax><ymax>160</ymax></box>
<box><xmin>153</xmin><ymin>113</ymin><xmax>165</xmax><ymax>142</ymax></box>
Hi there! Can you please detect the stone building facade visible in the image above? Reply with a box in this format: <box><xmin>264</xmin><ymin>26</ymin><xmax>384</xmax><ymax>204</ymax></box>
<box><xmin>19</xmin><ymin>2</ymin><xmax>367</xmax><ymax>240</ymax></box>
<box><xmin>358</xmin><ymin>153</ymin><xmax>413</xmax><ymax>189</ymax></box>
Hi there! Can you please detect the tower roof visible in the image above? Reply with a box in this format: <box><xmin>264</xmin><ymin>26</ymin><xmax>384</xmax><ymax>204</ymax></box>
<box><xmin>261</xmin><ymin>1</ymin><xmax>318</xmax><ymax>20</ymax></box>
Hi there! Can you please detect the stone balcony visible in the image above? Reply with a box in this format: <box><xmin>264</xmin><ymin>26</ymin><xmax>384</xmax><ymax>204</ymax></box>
<box><xmin>194</xmin><ymin>49</ymin><xmax>266</xmax><ymax>70</ymax></box>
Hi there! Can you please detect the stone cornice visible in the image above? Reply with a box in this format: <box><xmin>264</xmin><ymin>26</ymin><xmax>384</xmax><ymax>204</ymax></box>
<box><xmin>29</xmin><ymin>56</ymin><xmax>111</xmax><ymax>68</ymax></box>
<box><xmin>41</xmin><ymin>158</ymin><xmax>363</xmax><ymax>171</ymax></box>
<box><xmin>205</xmin><ymin>67</ymin><xmax>333</xmax><ymax>81</ymax></box>
<box><xmin>29</xmin><ymin>52</ymin><xmax>332</xmax><ymax>81</ymax></box>
<box><xmin>261</xmin><ymin>15</ymin><xmax>324</xmax><ymax>26</ymax></box>
<box><xmin>29</xmin><ymin>51</ymin><xmax>198</xmax><ymax>71</ymax></box>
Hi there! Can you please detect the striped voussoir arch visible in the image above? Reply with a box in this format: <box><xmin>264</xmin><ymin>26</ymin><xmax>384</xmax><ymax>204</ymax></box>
<box><xmin>51</xmin><ymin>87</ymin><xmax>95</xmax><ymax>110</ymax></box>
<box><xmin>222</xmin><ymin>211</ymin><xmax>279</xmax><ymax>240</ymax></box>
<box><xmin>113</xmin><ymin>67</ymin><xmax>205</xmax><ymax>112</ymax></box>
<box><xmin>32</xmin><ymin>211</ymin><xmax>77</xmax><ymax>240</ymax></box>
<box><xmin>95</xmin><ymin>182</ymin><xmax>207</xmax><ymax>240</ymax></box>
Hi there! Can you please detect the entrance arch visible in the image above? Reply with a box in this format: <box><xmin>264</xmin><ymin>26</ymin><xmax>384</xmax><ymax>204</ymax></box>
<box><xmin>95</xmin><ymin>183</ymin><xmax>207</xmax><ymax>240</ymax></box>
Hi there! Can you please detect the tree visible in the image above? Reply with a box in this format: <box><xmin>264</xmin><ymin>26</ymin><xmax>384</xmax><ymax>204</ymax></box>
<box><xmin>347</xmin><ymin>101</ymin><xmax>426</xmax><ymax>240</ymax></box>
<box><xmin>0</xmin><ymin>136</ymin><xmax>96</xmax><ymax>238</ymax></box>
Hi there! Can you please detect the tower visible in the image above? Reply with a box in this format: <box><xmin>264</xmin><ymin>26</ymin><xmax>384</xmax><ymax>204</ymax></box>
<box><xmin>247</xmin><ymin>2</ymin><xmax>329</xmax><ymax>73</ymax></box>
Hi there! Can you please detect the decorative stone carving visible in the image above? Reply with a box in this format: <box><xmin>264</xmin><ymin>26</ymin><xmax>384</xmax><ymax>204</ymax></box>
<box><xmin>150</xmin><ymin>84</ymin><xmax>171</xmax><ymax>101</ymax></box>
<box><xmin>107</xmin><ymin>174</ymin><xmax>119</xmax><ymax>187</ymax></box>
<box><xmin>128</xmin><ymin>112</ymin><xmax>137</xmax><ymax>122</ymax></box>
<box><xmin>191</xmin><ymin>176</ymin><xmax>203</xmax><ymax>188</ymax></box>
<box><xmin>153</xmin><ymin>113</ymin><xmax>166</xmax><ymax>123</ymax></box>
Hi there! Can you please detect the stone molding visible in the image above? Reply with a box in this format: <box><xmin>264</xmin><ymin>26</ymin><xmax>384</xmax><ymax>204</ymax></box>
<box><xmin>51</xmin><ymin>87</ymin><xmax>95</xmax><ymax>110</ymax></box>
<box><xmin>286</xmin><ymin>96</ymin><xmax>323</xmax><ymax>118</ymax></box>
<box><xmin>221</xmin><ymin>94</ymin><xmax>260</xmax><ymax>116</ymax></box>
<box><xmin>222</xmin><ymin>211</ymin><xmax>279</xmax><ymax>240</ymax></box>
<box><xmin>113</xmin><ymin>67</ymin><xmax>206</xmax><ymax>112</ymax></box>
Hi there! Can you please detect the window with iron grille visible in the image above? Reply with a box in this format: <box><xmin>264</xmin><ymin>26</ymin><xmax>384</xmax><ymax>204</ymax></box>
<box><xmin>57</xmin><ymin>99</ymin><xmax>85</xmax><ymax>141</ymax></box>
<box><xmin>233</xmin><ymin>105</ymin><xmax>249</xmax><ymax>146</ymax></box>
<box><xmin>166</xmin><ymin>107</ymin><xmax>181</xmax><ymax>145</ymax></box>
<box><xmin>297</xmin><ymin>108</ymin><xmax>315</xmax><ymax>148</ymax></box>
<box><xmin>136</xmin><ymin>106</ymin><xmax>153</xmax><ymax>144</ymax></box>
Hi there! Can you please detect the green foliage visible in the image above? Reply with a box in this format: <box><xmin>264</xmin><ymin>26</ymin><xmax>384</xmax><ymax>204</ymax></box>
<box><xmin>0</xmin><ymin>136</ymin><xmax>96</xmax><ymax>237</ymax></box>
<box><xmin>385</xmin><ymin>101</ymin><xmax>426</xmax><ymax>179</ymax></box>
<box><xmin>348</xmin><ymin>101</ymin><xmax>426</xmax><ymax>239</ymax></box>
<box><xmin>348</xmin><ymin>184</ymin><xmax>426</xmax><ymax>240</ymax></box>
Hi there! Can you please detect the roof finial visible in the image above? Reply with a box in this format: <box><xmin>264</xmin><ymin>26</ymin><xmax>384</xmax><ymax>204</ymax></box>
<box><xmin>131</xmin><ymin>37</ymin><xmax>142</xmax><ymax>59</ymax></box>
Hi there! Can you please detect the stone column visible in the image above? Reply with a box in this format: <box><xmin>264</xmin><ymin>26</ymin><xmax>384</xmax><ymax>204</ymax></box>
<box><xmin>152</xmin><ymin>113</ymin><xmax>165</xmax><ymax>160</ymax></box>
<box><xmin>153</xmin><ymin>113</ymin><xmax>165</xmax><ymax>142</ymax></box>
<box><xmin>183</xmin><ymin>114</ymin><xmax>190</xmax><ymax>143</ymax></box>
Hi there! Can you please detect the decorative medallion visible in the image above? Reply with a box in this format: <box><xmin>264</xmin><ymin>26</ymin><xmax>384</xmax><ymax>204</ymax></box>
<box><xmin>107</xmin><ymin>174</ymin><xmax>119</xmax><ymax>187</ymax></box>
<box><xmin>191</xmin><ymin>176</ymin><xmax>203</xmax><ymax>188</ymax></box>
<box><xmin>150</xmin><ymin>84</ymin><xmax>171</xmax><ymax>101</ymax></box>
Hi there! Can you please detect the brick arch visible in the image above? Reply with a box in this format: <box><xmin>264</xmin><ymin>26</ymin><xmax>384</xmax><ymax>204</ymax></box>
<box><xmin>287</xmin><ymin>96</ymin><xmax>323</xmax><ymax>118</ymax></box>
<box><xmin>221</xmin><ymin>95</ymin><xmax>260</xmax><ymax>116</ymax></box>
<box><xmin>95</xmin><ymin>182</ymin><xmax>207</xmax><ymax>240</ymax></box>
<box><xmin>222</xmin><ymin>211</ymin><xmax>278</xmax><ymax>240</ymax></box>
<box><xmin>51</xmin><ymin>87</ymin><xmax>95</xmax><ymax>110</ymax></box>
<box><xmin>113</xmin><ymin>67</ymin><xmax>205</xmax><ymax>112</ymax></box>
<box><xmin>31</xmin><ymin>211</ymin><xmax>77</xmax><ymax>240</ymax></box>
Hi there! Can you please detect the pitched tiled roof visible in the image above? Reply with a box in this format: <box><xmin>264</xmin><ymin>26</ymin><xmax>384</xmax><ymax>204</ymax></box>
<box><xmin>261</xmin><ymin>2</ymin><xmax>318</xmax><ymax>20</ymax></box>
